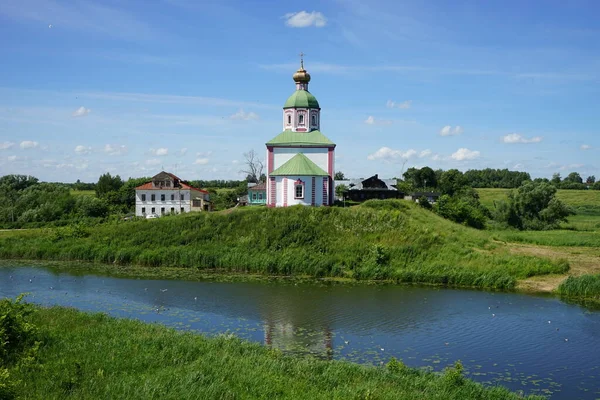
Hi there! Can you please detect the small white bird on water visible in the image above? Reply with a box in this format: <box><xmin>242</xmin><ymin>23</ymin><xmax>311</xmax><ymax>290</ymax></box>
<box><xmin>344</xmin><ymin>340</ymin><xmax>350</xmax><ymax>345</ymax></box>
<box><xmin>160</xmin><ymin>289</ymin><xmax>168</xmax><ymax>292</ymax></box>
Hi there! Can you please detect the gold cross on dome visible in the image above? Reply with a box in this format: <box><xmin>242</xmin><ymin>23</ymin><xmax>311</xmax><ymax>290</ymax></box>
<box><xmin>299</xmin><ymin>52</ymin><xmax>305</xmax><ymax>69</ymax></box>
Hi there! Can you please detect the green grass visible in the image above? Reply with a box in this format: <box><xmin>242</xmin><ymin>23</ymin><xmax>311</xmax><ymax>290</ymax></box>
<box><xmin>69</xmin><ymin>189</ymin><xmax>95</xmax><ymax>197</ymax></box>
<box><xmin>7</xmin><ymin>306</ymin><xmax>543</xmax><ymax>400</ymax></box>
<box><xmin>557</xmin><ymin>274</ymin><xmax>600</xmax><ymax>301</ymax></box>
<box><xmin>0</xmin><ymin>200</ymin><xmax>568</xmax><ymax>291</ymax></box>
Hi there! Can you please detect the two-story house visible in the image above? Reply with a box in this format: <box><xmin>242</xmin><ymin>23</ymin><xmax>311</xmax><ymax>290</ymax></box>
<box><xmin>135</xmin><ymin>171</ymin><xmax>211</xmax><ymax>217</ymax></box>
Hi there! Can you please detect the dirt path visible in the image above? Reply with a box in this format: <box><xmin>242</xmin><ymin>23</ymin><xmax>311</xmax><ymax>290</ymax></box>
<box><xmin>506</xmin><ymin>243</ymin><xmax>600</xmax><ymax>293</ymax></box>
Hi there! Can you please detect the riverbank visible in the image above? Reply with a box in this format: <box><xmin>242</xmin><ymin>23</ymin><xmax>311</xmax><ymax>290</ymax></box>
<box><xmin>5</xmin><ymin>305</ymin><xmax>544</xmax><ymax>399</ymax></box>
<box><xmin>0</xmin><ymin>201</ymin><xmax>571</xmax><ymax>292</ymax></box>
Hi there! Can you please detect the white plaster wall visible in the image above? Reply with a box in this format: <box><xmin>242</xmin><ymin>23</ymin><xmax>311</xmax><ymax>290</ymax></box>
<box><xmin>273</xmin><ymin>147</ymin><xmax>328</xmax><ymax>172</ymax></box>
<box><xmin>135</xmin><ymin>189</ymin><xmax>191</xmax><ymax>216</ymax></box>
<box><xmin>274</xmin><ymin>176</ymin><xmax>325</xmax><ymax>207</ymax></box>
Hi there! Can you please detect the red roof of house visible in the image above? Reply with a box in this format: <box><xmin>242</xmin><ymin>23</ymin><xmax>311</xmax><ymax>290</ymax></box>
<box><xmin>248</xmin><ymin>182</ymin><xmax>266</xmax><ymax>191</ymax></box>
<box><xmin>135</xmin><ymin>171</ymin><xmax>208</xmax><ymax>194</ymax></box>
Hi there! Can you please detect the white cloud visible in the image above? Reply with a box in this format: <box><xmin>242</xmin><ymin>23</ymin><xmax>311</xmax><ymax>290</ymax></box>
<box><xmin>513</xmin><ymin>163</ymin><xmax>525</xmax><ymax>169</ymax></box>
<box><xmin>364</xmin><ymin>116</ymin><xmax>392</xmax><ymax>125</ymax></box>
<box><xmin>231</xmin><ymin>160</ymin><xmax>240</xmax><ymax>165</ymax></box>
<box><xmin>7</xmin><ymin>155</ymin><xmax>17</xmax><ymax>162</ymax></box>
<box><xmin>196</xmin><ymin>151</ymin><xmax>212</xmax><ymax>157</ymax></box>
<box><xmin>72</xmin><ymin>106</ymin><xmax>91</xmax><ymax>117</ymax></box>
<box><xmin>451</xmin><ymin>148</ymin><xmax>480</xmax><ymax>161</ymax></box>
<box><xmin>367</xmin><ymin>147</ymin><xmax>417</xmax><ymax>161</ymax></box>
<box><xmin>150</xmin><ymin>147</ymin><xmax>169</xmax><ymax>156</ymax></box>
<box><xmin>179</xmin><ymin>148</ymin><xmax>188</xmax><ymax>155</ymax></box>
<box><xmin>0</xmin><ymin>141</ymin><xmax>15</xmax><ymax>150</ymax></box>
<box><xmin>419</xmin><ymin>149</ymin><xmax>432</xmax><ymax>158</ymax></box>
<box><xmin>440</xmin><ymin>125</ymin><xmax>463</xmax><ymax>136</ymax></box>
<box><xmin>194</xmin><ymin>158</ymin><xmax>209</xmax><ymax>165</ymax></box>
<box><xmin>145</xmin><ymin>159</ymin><xmax>161</xmax><ymax>166</ymax></box>
<box><xmin>20</xmin><ymin>141</ymin><xmax>39</xmax><ymax>149</ymax></box>
<box><xmin>283</xmin><ymin>11</ymin><xmax>327</xmax><ymax>28</ymax></box>
<box><xmin>74</xmin><ymin>145</ymin><xmax>91</xmax><ymax>154</ymax></box>
<box><xmin>581</xmin><ymin>144</ymin><xmax>591</xmax><ymax>150</ymax></box>
<box><xmin>104</xmin><ymin>144</ymin><xmax>127</xmax><ymax>155</ymax></box>
<box><xmin>386</xmin><ymin>100</ymin><xmax>412</xmax><ymax>109</ymax></box>
<box><xmin>502</xmin><ymin>133</ymin><xmax>542</xmax><ymax>144</ymax></box>
<box><xmin>230</xmin><ymin>109</ymin><xmax>259</xmax><ymax>121</ymax></box>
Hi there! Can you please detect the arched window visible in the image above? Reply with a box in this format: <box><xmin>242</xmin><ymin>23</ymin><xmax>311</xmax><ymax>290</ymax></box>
<box><xmin>298</xmin><ymin>114</ymin><xmax>304</xmax><ymax>124</ymax></box>
<box><xmin>312</xmin><ymin>115</ymin><xmax>316</xmax><ymax>125</ymax></box>
<box><xmin>287</xmin><ymin>115</ymin><xmax>291</xmax><ymax>124</ymax></box>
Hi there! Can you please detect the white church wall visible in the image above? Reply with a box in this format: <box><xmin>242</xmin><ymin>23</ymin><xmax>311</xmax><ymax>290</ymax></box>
<box><xmin>274</xmin><ymin>176</ymin><xmax>325</xmax><ymax>207</ymax></box>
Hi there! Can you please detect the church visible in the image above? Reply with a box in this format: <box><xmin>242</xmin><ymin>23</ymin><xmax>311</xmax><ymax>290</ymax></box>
<box><xmin>265</xmin><ymin>58</ymin><xmax>336</xmax><ymax>207</ymax></box>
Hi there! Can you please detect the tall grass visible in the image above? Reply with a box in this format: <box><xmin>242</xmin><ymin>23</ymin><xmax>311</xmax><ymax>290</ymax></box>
<box><xmin>558</xmin><ymin>274</ymin><xmax>600</xmax><ymax>300</ymax></box>
<box><xmin>0</xmin><ymin>201</ymin><xmax>569</xmax><ymax>290</ymax></box>
<box><xmin>7</xmin><ymin>305</ymin><xmax>544</xmax><ymax>399</ymax></box>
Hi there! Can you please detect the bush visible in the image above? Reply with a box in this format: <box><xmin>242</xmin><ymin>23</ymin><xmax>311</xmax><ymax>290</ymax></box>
<box><xmin>0</xmin><ymin>295</ymin><xmax>38</xmax><ymax>365</ymax></box>
<box><xmin>434</xmin><ymin>193</ymin><xmax>487</xmax><ymax>229</ymax></box>
<box><xmin>493</xmin><ymin>182</ymin><xmax>574</xmax><ymax>230</ymax></box>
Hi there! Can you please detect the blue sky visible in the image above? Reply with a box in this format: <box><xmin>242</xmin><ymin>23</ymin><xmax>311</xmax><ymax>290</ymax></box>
<box><xmin>0</xmin><ymin>0</ymin><xmax>598</xmax><ymax>183</ymax></box>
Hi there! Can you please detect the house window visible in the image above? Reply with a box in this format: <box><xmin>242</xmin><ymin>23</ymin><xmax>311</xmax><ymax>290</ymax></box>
<box><xmin>252</xmin><ymin>193</ymin><xmax>257</xmax><ymax>200</ymax></box>
<box><xmin>294</xmin><ymin>180</ymin><xmax>305</xmax><ymax>199</ymax></box>
<box><xmin>161</xmin><ymin>207</ymin><xmax>165</xmax><ymax>215</ymax></box>
<box><xmin>171</xmin><ymin>194</ymin><xmax>175</xmax><ymax>201</ymax></box>
<box><xmin>181</xmin><ymin>194</ymin><xmax>184</xmax><ymax>201</ymax></box>
<box><xmin>161</xmin><ymin>194</ymin><xmax>165</xmax><ymax>201</ymax></box>
<box><xmin>192</xmin><ymin>199</ymin><xmax>201</xmax><ymax>207</ymax></box>
<box><xmin>141</xmin><ymin>194</ymin><xmax>146</xmax><ymax>201</ymax></box>
<box><xmin>312</xmin><ymin>115</ymin><xmax>316</xmax><ymax>125</ymax></box>
<box><xmin>287</xmin><ymin>115</ymin><xmax>291</xmax><ymax>124</ymax></box>
<box><xmin>151</xmin><ymin>194</ymin><xmax>155</xmax><ymax>201</ymax></box>
<box><xmin>171</xmin><ymin>207</ymin><xmax>175</xmax><ymax>214</ymax></box>
<box><xmin>166</xmin><ymin>181</ymin><xmax>171</xmax><ymax>187</ymax></box>
<box><xmin>298</xmin><ymin>114</ymin><xmax>304</xmax><ymax>124</ymax></box>
<box><xmin>151</xmin><ymin>207</ymin><xmax>155</xmax><ymax>213</ymax></box>
<box><xmin>180</xmin><ymin>207</ymin><xmax>185</xmax><ymax>213</ymax></box>
<box><xmin>141</xmin><ymin>207</ymin><xmax>146</xmax><ymax>214</ymax></box>
<box><xmin>258</xmin><ymin>193</ymin><xmax>263</xmax><ymax>200</ymax></box>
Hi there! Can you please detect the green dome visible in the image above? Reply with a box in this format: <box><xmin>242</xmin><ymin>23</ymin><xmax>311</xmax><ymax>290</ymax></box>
<box><xmin>283</xmin><ymin>90</ymin><xmax>320</xmax><ymax>109</ymax></box>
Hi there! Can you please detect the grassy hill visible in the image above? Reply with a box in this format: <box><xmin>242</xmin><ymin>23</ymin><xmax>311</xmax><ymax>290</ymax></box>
<box><xmin>0</xmin><ymin>200</ymin><xmax>568</xmax><ymax>290</ymax></box>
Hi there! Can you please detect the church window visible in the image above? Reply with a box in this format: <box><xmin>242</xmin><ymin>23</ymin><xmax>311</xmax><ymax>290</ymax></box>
<box><xmin>298</xmin><ymin>114</ymin><xmax>304</xmax><ymax>124</ymax></box>
<box><xmin>312</xmin><ymin>115</ymin><xmax>316</xmax><ymax>125</ymax></box>
<box><xmin>287</xmin><ymin>115</ymin><xmax>291</xmax><ymax>124</ymax></box>
<box><xmin>294</xmin><ymin>179</ymin><xmax>305</xmax><ymax>199</ymax></box>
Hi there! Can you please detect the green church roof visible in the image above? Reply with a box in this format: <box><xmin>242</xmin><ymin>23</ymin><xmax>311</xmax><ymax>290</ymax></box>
<box><xmin>270</xmin><ymin>153</ymin><xmax>329</xmax><ymax>177</ymax></box>
<box><xmin>266</xmin><ymin>130</ymin><xmax>335</xmax><ymax>147</ymax></box>
<box><xmin>283</xmin><ymin>90</ymin><xmax>320</xmax><ymax>109</ymax></box>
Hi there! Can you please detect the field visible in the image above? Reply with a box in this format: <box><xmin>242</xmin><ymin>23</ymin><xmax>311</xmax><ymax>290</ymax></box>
<box><xmin>5</xmin><ymin>305</ymin><xmax>543</xmax><ymax>400</ymax></box>
<box><xmin>69</xmin><ymin>189</ymin><xmax>96</xmax><ymax>197</ymax></box>
<box><xmin>476</xmin><ymin>188</ymin><xmax>600</xmax><ymax>297</ymax></box>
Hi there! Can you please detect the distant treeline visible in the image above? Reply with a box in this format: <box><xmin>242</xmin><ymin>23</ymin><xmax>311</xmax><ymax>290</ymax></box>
<box><xmin>401</xmin><ymin>167</ymin><xmax>598</xmax><ymax>190</ymax></box>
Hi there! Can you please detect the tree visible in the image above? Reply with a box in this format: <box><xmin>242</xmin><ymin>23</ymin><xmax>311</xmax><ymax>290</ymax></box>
<box><xmin>240</xmin><ymin>150</ymin><xmax>264</xmax><ymax>183</ymax></box>
<box><xmin>334</xmin><ymin>171</ymin><xmax>346</xmax><ymax>180</ymax></box>
<box><xmin>564</xmin><ymin>172</ymin><xmax>583</xmax><ymax>184</ymax></box>
<box><xmin>586</xmin><ymin>175</ymin><xmax>596</xmax><ymax>185</ymax></box>
<box><xmin>550</xmin><ymin>173</ymin><xmax>561</xmax><ymax>186</ymax></box>
<box><xmin>438</xmin><ymin>169</ymin><xmax>468</xmax><ymax>196</ymax></box>
<box><xmin>335</xmin><ymin>184</ymin><xmax>348</xmax><ymax>199</ymax></box>
<box><xmin>493</xmin><ymin>181</ymin><xmax>573</xmax><ymax>230</ymax></box>
<box><xmin>403</xmin><ymin>166</ymin><xmax>436</xmax><ymax>190</ymax></box>
<box><xmin>95</xmin><ymin>173</ymin><xmax>124</xmax><ymax>198</ymax></box>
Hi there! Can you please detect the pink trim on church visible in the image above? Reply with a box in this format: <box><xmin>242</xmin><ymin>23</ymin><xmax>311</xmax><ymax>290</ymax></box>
<box><xmin>311</xmin><ymin>177</ymin><xmax>316</xmax><ymax>206</ymax></box>
<box><xmin>283</xmin><ymin>178</ymin><xmax>288</xmax><ymax>207</ymax></box>
<box><xmin>322</xmin><ymin>177</ymin><xmax>328</xmax><ymax>206</ymax></box>
<box><xmin>269</xmin><ymin>177</ymin><xmax>276</xmax><ymax>207</ymax></box>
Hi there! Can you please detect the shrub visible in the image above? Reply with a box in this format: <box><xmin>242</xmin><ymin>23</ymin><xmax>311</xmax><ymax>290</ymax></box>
<box><xmin>443</xmin><ymin>361</ymin><xmax>465</xmax><ymax>387</ymax></box>
<box><xmin>0</xmin><ymin>295</ymin><xmax>38</xmax><ymax>365</ymax></box>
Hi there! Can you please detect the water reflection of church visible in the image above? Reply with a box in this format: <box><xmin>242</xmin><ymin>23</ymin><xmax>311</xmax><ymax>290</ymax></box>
<box><xmin>263</xmin><ymin>319</ymin><xmax>334</xmax><ymax>359</ymax></box>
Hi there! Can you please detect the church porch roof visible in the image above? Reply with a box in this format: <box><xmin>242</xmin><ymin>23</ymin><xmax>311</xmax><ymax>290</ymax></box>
<box><xmin>270</xmin><ymin>153</ymin><xmax>329</xmax><ymax>177</ymax></box>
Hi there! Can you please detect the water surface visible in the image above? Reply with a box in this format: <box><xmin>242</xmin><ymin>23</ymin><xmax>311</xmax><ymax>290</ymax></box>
<box><xmin>1</xmin><ymin>264</ymin><xmax>599</xmax><ymax>399</ymax></box>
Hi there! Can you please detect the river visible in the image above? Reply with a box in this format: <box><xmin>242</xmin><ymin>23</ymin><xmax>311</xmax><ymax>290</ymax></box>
<box><xmin>1</xmin><ymin>264</ymin><xmax>599</xmax><ymax>399</ymax></box>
